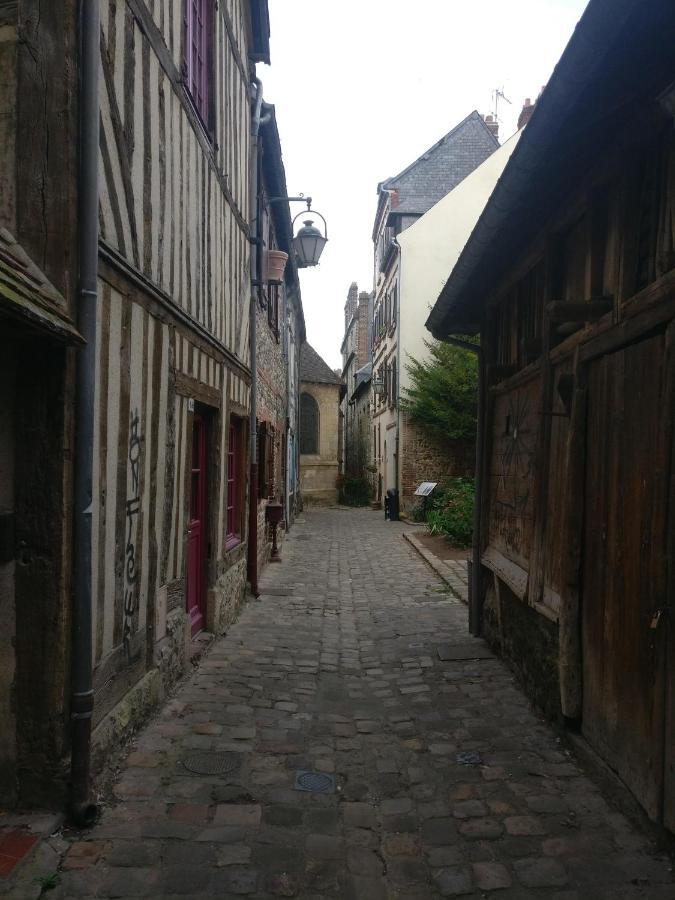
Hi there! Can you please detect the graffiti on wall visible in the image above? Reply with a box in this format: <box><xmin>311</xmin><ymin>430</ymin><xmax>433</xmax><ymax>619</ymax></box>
<box><xmin>124</xmin><ymin>407</ymin><xmax>142</xmax><ymax>661</ymax></box>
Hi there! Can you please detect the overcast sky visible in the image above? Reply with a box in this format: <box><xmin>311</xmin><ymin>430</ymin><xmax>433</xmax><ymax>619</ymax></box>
<box><xmin>259</xmin><ymin>0</ymin><xmax>589</xmax><ymax>369</ymax></box>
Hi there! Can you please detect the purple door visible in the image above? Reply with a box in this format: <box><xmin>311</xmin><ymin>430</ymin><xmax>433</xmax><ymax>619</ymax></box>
<box><xmin>187</xmin><ymin>413</ymin><xmax>207</xmax><ymax>635</ymax></box>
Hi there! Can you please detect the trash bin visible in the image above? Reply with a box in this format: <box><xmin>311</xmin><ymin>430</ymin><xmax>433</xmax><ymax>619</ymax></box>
<box><xmin>384</xmin><ymin>488</ymin><xmax>399</xmax><ymax>522</ymax></box>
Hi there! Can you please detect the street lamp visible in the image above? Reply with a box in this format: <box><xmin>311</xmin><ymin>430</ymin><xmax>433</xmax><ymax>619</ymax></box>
<box><xmin>292</xmin><ymin>206</ymin><xmax>327</xmax><ymax>267</ymax></box>
<box><xmin>270</xmin><ymin>195</ymin><xmax>328</xmax><ymax>268</ymax></box>
<box><xmin>293</xmin><ymin>217</ymin><xmax>327</xmax><ymax>268</ymax></box>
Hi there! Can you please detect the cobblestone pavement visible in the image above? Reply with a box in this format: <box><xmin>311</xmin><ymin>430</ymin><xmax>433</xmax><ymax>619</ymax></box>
<box><xmin>51</xmin><ymin>509</ymin><xmax>672</xmax><ymax>899</ymax></box>
<box><xmin>403</xmin><ymin>531</ymin><xmax>469</xmax><ymax>603</ymax></box>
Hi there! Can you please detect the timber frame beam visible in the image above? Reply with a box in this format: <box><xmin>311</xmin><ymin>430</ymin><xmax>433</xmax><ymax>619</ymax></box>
<box><xmin>125</xmin><ymin>0</ymin><xmax>251</xmax><ymax>237</ymax></box>
<box><xmin>99</xmin><ymin>243</ymin><xmax>252</xmax><ymax>384</ymax></box>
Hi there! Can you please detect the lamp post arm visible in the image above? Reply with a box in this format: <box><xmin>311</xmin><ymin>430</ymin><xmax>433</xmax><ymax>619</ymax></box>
<box><xmin>268</xmin><ymin>195</ymin><xmax>313</xmax><ymax>210</ymax></box>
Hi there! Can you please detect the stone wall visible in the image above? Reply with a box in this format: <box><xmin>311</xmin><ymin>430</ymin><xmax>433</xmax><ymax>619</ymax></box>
<box><xmin>399</xmin><ymin>412</ymin><xmax>474</xmax><ymax>511</ymax></box>
<box><xmin>255</xmin><ymin>303</ymin><xmax>289</xmax><ymax>567</ymax></box>
<box><xmin>482</xmin><ymin>578</ymin><xmax>562</xmax><ymax>723</ymax></box>
<box><xmin>211</xmin><ymin>549</ymin><xmax>248</xmax><ymax>635</ymax></box>
<box><xmin>300</xmin><ymin>381</ymin><xmax>340</xmax><ymax>504</ymax></box>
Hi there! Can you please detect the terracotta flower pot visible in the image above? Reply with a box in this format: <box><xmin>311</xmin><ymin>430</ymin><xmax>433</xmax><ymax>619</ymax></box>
<box><xmin>266</xmin><ymin>250</ymin><xmax>288</xmax><ymax>284</ymax></box>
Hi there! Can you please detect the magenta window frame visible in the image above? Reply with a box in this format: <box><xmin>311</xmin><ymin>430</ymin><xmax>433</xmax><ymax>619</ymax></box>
<box><xmin>183</xmin><ymin>0</ymin><xmax>209</xmax><ymax>124</ymax></box>
<box><xmin>225</xmin><ymin>421</ymin><xmax>240</xmax><ymax>548</ymax></box>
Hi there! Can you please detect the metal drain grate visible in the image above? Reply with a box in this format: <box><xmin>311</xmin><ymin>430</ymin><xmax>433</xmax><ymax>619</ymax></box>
<box><xmin>456</xmin><ymin>750</ymin><xmax>483</xmax><ymax>766</ymax></box>
<box><xmin>181</xmin><ymin>752</ymin><xmax>241</xmax><ymax>776</ymax></box>
<box><xmin>294</xmin><ymin>770</ymin><xmax>335</xmax><ymax>794</ymax></box>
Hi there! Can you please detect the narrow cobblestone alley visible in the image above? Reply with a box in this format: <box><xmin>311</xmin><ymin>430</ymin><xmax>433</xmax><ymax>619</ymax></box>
<box><xmin>50</xmin><ymin>509</ymin><xmax>673</xmax><ymax>899</ymax></box>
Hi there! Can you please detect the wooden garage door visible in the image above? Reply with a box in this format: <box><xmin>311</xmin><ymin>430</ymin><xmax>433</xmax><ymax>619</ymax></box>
<box><xmin>582</xmin><ymin>332</ymin><xmax>671</xmax><ymax>824</ymax></box>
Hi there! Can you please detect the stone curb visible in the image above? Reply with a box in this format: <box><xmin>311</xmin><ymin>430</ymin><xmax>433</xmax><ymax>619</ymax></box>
<box><xmin>402</xmin><ymin>531</ymin><xmax>468</xmax><ymax>604</ymax></box>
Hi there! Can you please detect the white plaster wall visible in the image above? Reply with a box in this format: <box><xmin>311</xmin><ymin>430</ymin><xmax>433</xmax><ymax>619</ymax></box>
<box><xmin>398</xmin><ymin>130</ymin><xmax>522</xmax><ymax>391</ymax></box>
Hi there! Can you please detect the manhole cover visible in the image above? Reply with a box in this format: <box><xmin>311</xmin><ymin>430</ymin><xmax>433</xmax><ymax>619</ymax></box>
<box><xmin>456</xmin><ymin>750</ymin><xmax>483</xmax><ymax>766</ymax></box>
<box><xmin>294</xmin><ymin>770</ymin><xmax>335</xmax><ymax>793</ymax></box>
<box><xmin>181</xmin><ymin>752</ymin><xmax>240</xmax><ymax>776</ymax></box>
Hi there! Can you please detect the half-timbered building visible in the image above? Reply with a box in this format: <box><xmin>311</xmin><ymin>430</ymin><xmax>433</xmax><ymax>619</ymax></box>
<box><xmin>0</xmin><ymin>0</ymin><xmax>275</xmax><ymax>806</ymax></box>
<box><xmin>427</xmin><ymin>0</ymin><xmax>675</xmax><ymax>834</ymax></box>
<box><xmin>93</xmin><ymin>0</ymin><xmax>271</xmax><ymax>761</ymax></box>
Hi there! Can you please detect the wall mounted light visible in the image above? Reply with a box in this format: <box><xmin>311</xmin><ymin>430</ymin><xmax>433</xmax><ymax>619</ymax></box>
<box><xmin>269</xmin><ymin>195</ymin><xmax>328</xmax><ymax>268</ymax></box>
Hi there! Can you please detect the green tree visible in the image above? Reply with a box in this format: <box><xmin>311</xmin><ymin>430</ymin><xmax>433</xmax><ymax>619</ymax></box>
<box><xmin>401</xmin><ymin>339</ymin><xmax>477</xmax><ymax>442</ymax></box>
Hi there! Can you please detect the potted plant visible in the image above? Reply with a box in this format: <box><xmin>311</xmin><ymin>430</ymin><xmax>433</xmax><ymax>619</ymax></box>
<box><xmin>266</xmin><ymin>249</ymin><xmax>288</xmax><ymax>284</ymax></box>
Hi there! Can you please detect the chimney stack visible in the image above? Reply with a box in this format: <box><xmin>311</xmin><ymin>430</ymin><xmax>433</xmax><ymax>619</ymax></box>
<box><xmin>517</xmin><ymin>97</ymin><xmax>535</xmax><ymax>129</ymax></box>
<box><xmin>483</xmin><ymin>114</ymin><xmax>499</xmax><ymax>140</ymax></box>
<box><xmin>345</xmin><ymin>281</ymin><xmax>358</xmax><ymax>330</ymax></box>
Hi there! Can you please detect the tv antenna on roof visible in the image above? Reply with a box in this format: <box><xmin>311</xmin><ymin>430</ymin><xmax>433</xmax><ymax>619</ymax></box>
<box><xmin>493</xmin><ymin>87</ymin><xmax>512</xmax><ymax>122</ymax></box>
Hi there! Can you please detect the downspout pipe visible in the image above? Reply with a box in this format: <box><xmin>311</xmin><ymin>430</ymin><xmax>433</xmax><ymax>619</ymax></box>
<box><xmin>394</xmin><ymin>239</ymin><xmax>402</xmax><ymax>513</ymax></box>
<box><xmin>283</xmin><ymin>287</ymin><xmax>291</xmax><ymax>527</ymax></box>
<box><xmin>70</xmin><ymin>0</ymin><xmax>100</xmax><ymax>826</ymax></box>
<box><xmin>442</xmin><ymin>336</ymin><xmax>483</xmax><ymax>637</ymax></box>
<box><xmin>247</xmin><ymin>78</ymin><xmax>268</xmax><ymax>597</ymax></box>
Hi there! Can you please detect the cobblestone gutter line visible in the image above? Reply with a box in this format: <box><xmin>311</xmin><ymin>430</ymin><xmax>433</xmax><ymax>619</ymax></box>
<box><xmin>403</xmin><ymin>531</ymin><xmax>469</xmax><ymax>604</ymax></box>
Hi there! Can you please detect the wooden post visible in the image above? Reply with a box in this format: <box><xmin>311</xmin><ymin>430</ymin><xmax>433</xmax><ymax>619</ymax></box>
<box><xmin>558</xmin><ymin>347</ymin><xmax>587</xmax><ymax>720</ymax></box>
<box><xmin>528</xmin><ymin>241</ymin><xmax>557</xmax><ymax>608</ymax></box>
<box><xmin>475</xmin><ymin>315</ymin><xmax>497</xmax><ymax>636</ymax></box>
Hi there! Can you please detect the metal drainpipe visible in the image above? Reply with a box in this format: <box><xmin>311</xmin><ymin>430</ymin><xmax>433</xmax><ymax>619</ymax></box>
<box><xmin>247</xmin><ymin>79</ymin><xmax>269</xmax><ymax>597</ymax></box>
<box><xmin>443</xmin><ymin>336</ymin><xmax>483</xmax><ymax>637</ymax></box>
<box><xmin>283</xmin><ymin>290</ymin><xmax>290</xmax><ymax>527</ymax></box>
<box><xmin>70</xmin><ymin>0</ymin><xmax>100</xmax><ymax>826</ymax></box>
<box><xmin>395</xmin><ymin>240</ymin><xmax>402</xmax><ymax>507</ymax></box>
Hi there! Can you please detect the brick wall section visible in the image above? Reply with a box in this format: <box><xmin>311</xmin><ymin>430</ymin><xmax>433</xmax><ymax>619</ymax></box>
<box><xmin>399</xmin><ymin>412</ymin><xmax>474</xmax><ymax>511</ymax></box>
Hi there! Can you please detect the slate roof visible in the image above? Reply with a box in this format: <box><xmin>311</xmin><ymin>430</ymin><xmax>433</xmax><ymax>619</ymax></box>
<box><xmin>300</xmin><ymin>343</ymin><xmax>341</xmax><ymax>385</ymax></box>
<box><xmin>351</xmin><ymin>361</ymin><xmax>372</xmax><ymax>400</ymax></box>
<box><xmin>382</xmin><ymin>111</ymin><xmax>499</xmax><ymax>218</ymax></box>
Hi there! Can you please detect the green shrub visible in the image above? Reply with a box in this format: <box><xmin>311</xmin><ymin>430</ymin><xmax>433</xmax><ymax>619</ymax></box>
<box><xmin>426</xmin><ymin>478</ymin><xmax>474</xmax><ymax>547</ymax></box>
<box><xmin>339</xmin><ymin>475</ymin><xmax>372</xmax><ymax>507</ymax></box>
<box><xmin>401</xmin><ymin>339</ymin><xmax>478</xmax><ymax>443</ymax></box>
<box><xmin>409</xmin><ymin>502</ymin><xmax>428</xmax><ymax>523</ymax></box>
